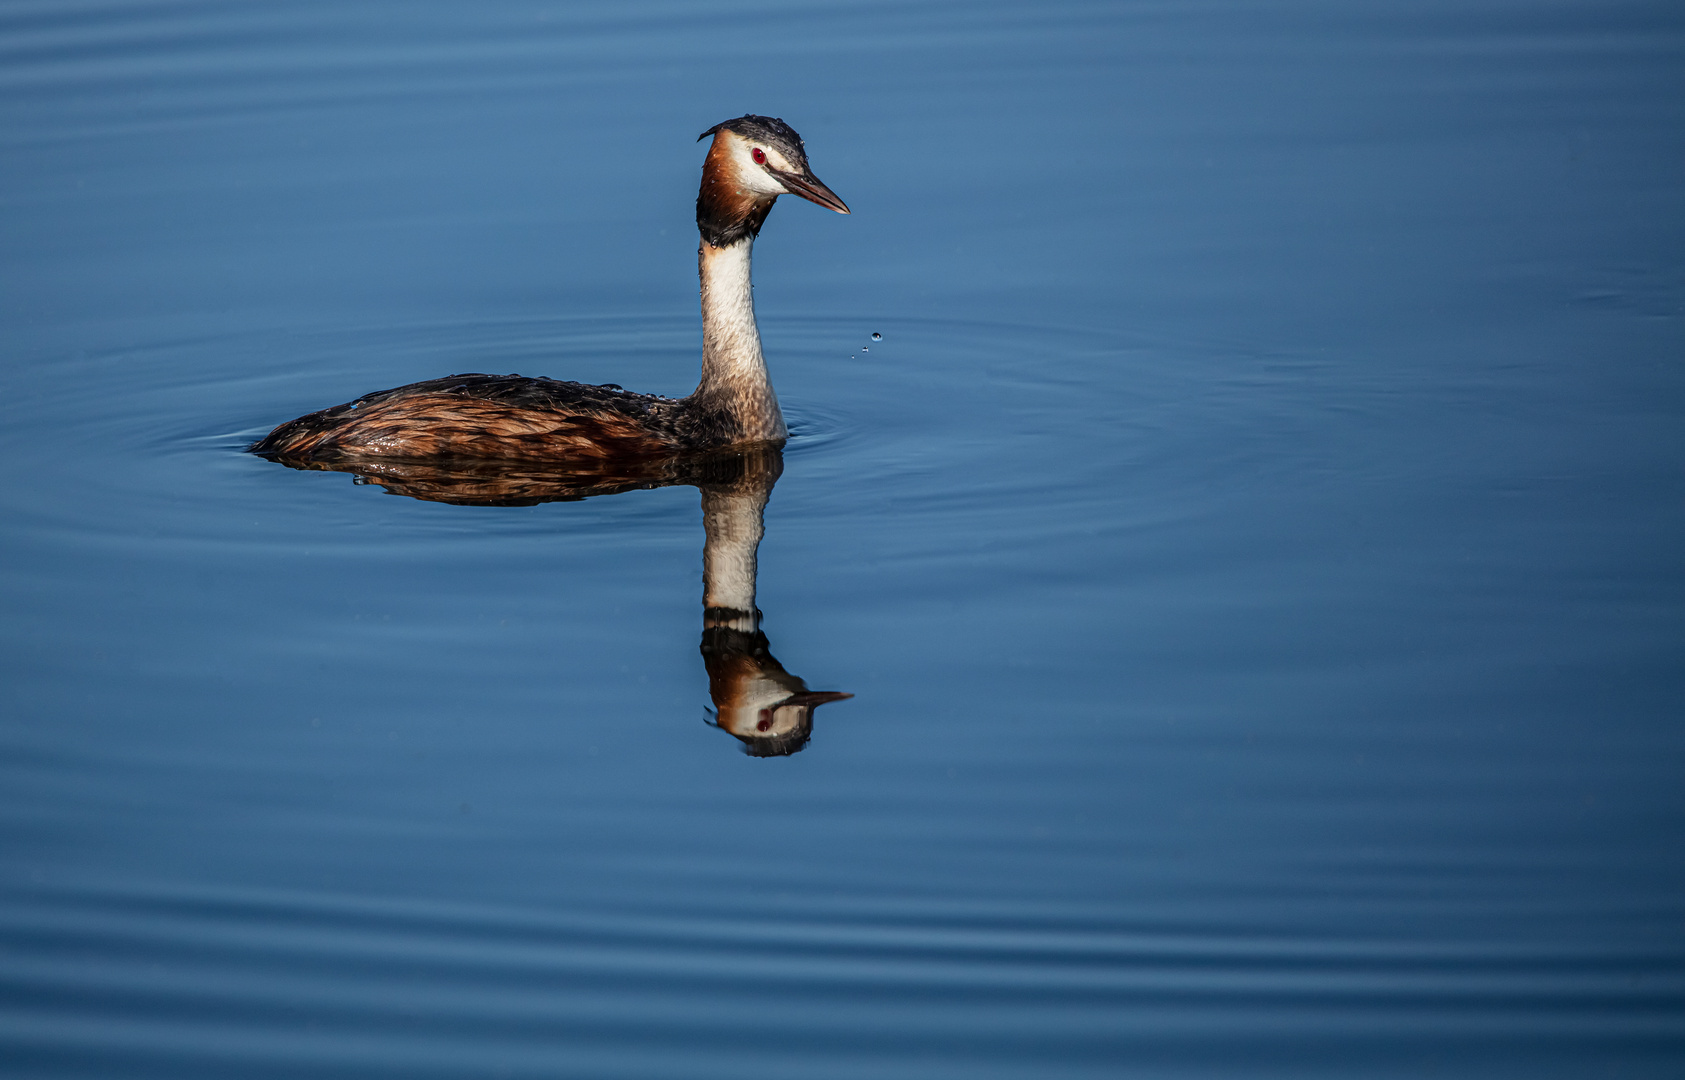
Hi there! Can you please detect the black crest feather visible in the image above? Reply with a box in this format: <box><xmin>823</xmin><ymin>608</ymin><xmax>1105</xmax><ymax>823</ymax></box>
<box><xmin>697</xmin><ymin>114</ymin><xmax>808</xmax><ymax>165</ymax></box>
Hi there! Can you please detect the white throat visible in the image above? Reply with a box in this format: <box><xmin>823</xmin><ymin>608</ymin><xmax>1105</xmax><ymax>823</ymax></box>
<box><xmin>701</xmin><ymin>485</ymin><xmax>766</xmax><ymax>626</ymax></box>
<box><xmin>697</xmin><ymin>238</ymin><xmax>785</xmax><ymax>442</ymax></box>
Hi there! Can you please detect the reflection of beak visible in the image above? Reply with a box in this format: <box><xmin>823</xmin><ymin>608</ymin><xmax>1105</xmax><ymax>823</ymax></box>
<box><xmin>784</xmin><ymin>690</ymin><xmax>854</xmax><ymax>707</ymax></box>
<box><xmin>771</xmin><ymin>168</ymin><xmax>850</xmax><ymax>214</ymax></box>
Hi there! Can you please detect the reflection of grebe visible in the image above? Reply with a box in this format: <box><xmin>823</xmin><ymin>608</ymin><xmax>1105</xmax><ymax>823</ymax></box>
<box><xmin>697</xmin><ymin>449</ymin><xmax>851</xmax><ymax>756</ymax></box>
<box><xmin>262</xmin><ymin>445</ymin><xmax>852</xmax><ymax>756</ymax></box>
<box><xmin>249</xmin><ymin>116</ymin><xmax>848</xmax><ymax>463</ymax></box>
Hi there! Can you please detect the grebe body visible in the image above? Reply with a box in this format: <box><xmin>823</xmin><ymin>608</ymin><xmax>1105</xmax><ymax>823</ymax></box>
<box><xmin>249</xmin><ymin>115</ymin><xmax>848</xmax><ymax>464</ymax></box>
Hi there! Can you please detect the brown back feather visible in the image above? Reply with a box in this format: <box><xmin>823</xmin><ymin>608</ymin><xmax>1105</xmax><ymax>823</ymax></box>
<box><xmin>249</xmin><ymin>374</ymin><xmax>689</xmax><ymax>462</ymax></box>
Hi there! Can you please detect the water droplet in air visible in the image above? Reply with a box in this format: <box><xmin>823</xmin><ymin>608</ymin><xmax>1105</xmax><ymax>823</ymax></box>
<box><xmin>871</xmin><ymin>332</ymin><xmax>882</xmax><ymax>341</ymax></box>
<box><xmin>861</xmin><ymin>347</ymin><xmax>868</xmax><ymax>352</ymax></box>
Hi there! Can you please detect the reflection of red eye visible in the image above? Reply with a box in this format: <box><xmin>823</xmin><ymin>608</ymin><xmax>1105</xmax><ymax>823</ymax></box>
<box><xmin>751</xmin><ymin>147</ymin><xmax>766</xmax><ymax>165</ymax></box>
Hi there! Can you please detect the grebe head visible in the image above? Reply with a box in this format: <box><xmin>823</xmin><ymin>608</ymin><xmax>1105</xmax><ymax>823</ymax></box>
<box><xmin>718</xmin><ymin>682</ymin><xmax>856</xmax><ymax>758</ymax></box>
<box><xmin>696</xmin><ymin>115</ymin><xmax>848</xmax><ymax>248</ymax></box>
<box><xmin>698</xmin><ymin>115</ymin><xmax>850</xmax><ymax>213</ymax></box>
<box><xmin>701</xmin><ymin>624</ymin><xmax>853</xmax><ymax>757</ymax></box>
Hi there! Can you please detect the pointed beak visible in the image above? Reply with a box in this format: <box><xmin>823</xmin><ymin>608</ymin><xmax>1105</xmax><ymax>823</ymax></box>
<box><xmin>785</xmin><ymin>690</ymin><xmax>854</xmax><ymax>707</ymax></box>
<box><xmin>771</xmin><ymin>168</ymin><xmax>850</xmax><ymax>214</ymax></box>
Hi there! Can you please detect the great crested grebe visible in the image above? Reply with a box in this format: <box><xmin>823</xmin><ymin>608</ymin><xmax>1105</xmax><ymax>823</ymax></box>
<box><xmin>249</xmin><ymin>115</ymin><xmax>849</xmax><ymax>463</ymax></box>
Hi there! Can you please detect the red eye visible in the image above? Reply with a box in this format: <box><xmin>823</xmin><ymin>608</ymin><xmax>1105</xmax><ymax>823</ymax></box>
<box><xmin>751</xmin><ymin>147</ymin><xmax>766</xmax><ymax>165</ymax></box>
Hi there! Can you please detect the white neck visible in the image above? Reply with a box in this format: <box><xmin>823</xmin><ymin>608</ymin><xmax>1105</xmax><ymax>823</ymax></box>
<box><xmin>701</xmin><ymin>484</ymin><xmax>767</xmax><ymax>629</ymax></box>
<box><xmin>696</xmin><ymin>238</ymin><xmax>786</xmax><ymax>442</ymax></box>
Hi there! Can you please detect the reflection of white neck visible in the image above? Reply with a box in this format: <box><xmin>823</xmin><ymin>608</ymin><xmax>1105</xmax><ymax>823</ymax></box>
<box><xmin>696</xmin><ymin>239</ymin><xmax>785</xmax><ymax>442</ymax></box>
<box><xmin>701</xmin><ymin>484</ymin><xmax>767</xmax><ymax>630</ymax></box>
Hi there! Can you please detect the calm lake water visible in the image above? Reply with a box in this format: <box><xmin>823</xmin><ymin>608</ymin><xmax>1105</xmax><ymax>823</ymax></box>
<box><xmin>2</xmin><ymin>0</ymin><xmax>1683</xmax><ymax>1075</ymax></box>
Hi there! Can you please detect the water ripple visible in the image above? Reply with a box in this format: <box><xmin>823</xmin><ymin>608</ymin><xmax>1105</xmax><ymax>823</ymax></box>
<box><xmin>3</xmin><ymin>881</ymin><xmax>1681</xmax><ymax>1078</ymax></box>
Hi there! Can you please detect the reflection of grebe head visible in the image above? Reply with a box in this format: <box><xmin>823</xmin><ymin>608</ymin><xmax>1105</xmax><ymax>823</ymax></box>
<box><xmin>701</xmin><ymin>624</ymin><xmax>851</xmax><ymax>757</ymax></box>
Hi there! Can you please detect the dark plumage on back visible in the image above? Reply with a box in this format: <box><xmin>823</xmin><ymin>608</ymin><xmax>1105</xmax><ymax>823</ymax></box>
<box><xmin>249</xmin><ymin>373</ymin><xmax>689</xmax><ymax>462</ymax></box>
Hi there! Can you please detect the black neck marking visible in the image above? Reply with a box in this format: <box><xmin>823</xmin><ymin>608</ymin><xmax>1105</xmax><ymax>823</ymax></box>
<box><xmin>697</xmin><ymin>189</ymin><xmax>773</xmax><ymax>248</ymax></box>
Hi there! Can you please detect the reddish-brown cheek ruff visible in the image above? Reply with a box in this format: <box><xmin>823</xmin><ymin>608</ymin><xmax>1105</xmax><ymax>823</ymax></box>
<box><xmin>696</xmin><ymin>135</ymin><xmax>774</xmax><ymax>247</ymax></box>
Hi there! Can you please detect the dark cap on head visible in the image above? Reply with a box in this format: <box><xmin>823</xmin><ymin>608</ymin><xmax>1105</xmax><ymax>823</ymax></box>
<box><xmin>698</xmin><ymin>114</ymin><xmax>810</xmax><ymax>168</ymax></box>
